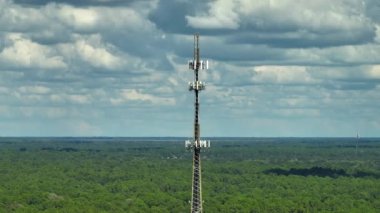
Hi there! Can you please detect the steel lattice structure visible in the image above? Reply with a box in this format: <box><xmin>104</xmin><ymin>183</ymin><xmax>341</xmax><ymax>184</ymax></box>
<box><xmin>185</xmin><ymin>34</ymin><xmax>210</xmax><ymax>213</ymax></box>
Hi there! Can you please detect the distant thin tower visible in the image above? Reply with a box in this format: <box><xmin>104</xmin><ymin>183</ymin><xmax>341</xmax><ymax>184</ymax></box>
<box><xmin>356</xmin><ymin>132</ymin><xmax>359</xmax><ymax>156</ymax></box>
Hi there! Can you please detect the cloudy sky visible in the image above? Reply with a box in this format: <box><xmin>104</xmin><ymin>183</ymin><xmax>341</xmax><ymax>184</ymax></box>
<box><xmin>0</xmin><ymin>0</ymin><xmax>379</xmax><ymax>137</ymax></box>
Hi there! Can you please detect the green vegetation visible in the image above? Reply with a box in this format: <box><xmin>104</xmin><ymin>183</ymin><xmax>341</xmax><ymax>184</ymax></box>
<box><xmin>0</xmin><ymin>137</ymin><xmax>379</xmax><ymax>212</ymax></box>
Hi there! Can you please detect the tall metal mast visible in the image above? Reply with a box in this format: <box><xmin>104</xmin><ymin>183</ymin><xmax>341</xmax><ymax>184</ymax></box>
<box><xmin>185</xmin><ymin>34</ymin><xmax>210</xmax><ymax>213</ymax></box>
<box><xmin>356</xmin><ymin>132</ymin><xmax>359</xmax><ymax>156</ymax></box>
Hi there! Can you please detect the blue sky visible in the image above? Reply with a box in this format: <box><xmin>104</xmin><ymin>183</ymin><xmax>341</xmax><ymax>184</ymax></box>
<box><xmin>0</xmin><ymin>0</ymin><xmax>379</xmax><ymax>137</ymax></box>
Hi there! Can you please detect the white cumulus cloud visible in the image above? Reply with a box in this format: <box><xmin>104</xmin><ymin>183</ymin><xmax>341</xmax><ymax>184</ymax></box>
<box><xmin>0</xmin><ymin>34</ymin><xmax>66</xmax><ymax>69</ymax></box>
<box><xmin>186</xmin><ymin>0</ymin><xmax>239</xmax><ymax>29</ymax></box>
<box><xmin>111</xmin><ymin>89</ymin><xmax>176</xmax><ymax>106</ymax></box>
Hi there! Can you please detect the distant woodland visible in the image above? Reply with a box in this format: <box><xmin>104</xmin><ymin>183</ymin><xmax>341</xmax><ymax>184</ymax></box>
<box><xmin>0</xmin><ymin>137</ymin><xmax>379</xmax><ymax>212</ymax></box>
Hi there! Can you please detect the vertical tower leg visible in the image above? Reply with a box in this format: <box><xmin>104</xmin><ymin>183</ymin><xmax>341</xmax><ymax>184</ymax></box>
<box><xmin>191</xmin><ymin>148</ymin><xmax>202</xmax><ymax>213</ymax></box>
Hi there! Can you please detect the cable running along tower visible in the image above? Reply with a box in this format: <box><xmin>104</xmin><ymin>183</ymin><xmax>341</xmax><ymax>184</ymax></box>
<box><xmin>185</xmin><ymin>34</ymin><xmax>210</xmax><ymax>213</ymax></box>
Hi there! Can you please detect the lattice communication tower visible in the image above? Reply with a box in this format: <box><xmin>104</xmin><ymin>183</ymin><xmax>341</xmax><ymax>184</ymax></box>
<box><xmin>185</xmin><ymin>34</ymin><xmax>210</xmax><ymax>213</ymax></box>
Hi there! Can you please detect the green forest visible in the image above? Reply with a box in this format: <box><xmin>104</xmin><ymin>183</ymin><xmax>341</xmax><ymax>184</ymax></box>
<box><xmin>0</xmin><ymin>137</ymin><xmax>379</xmax><ymax>212</ymax></box>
